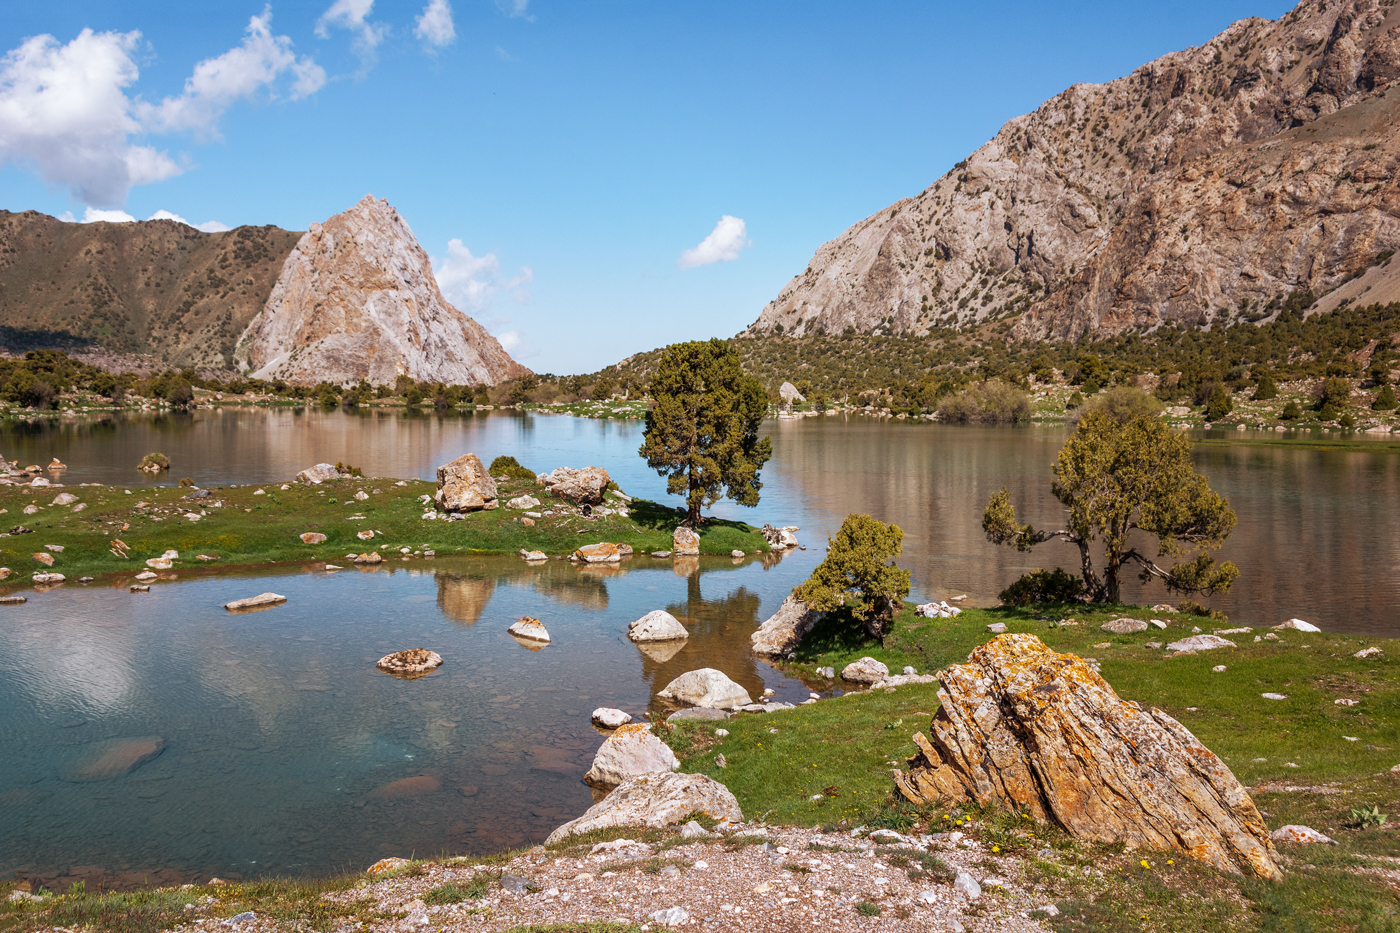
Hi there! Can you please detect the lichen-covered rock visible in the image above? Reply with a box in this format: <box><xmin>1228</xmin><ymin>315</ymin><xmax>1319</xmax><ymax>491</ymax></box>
<box><xmin>894</xmin><ymin>633</ymin><xmax>1281</xmax><ymax>879</ymax></box>
<box><xmin>592</xmin><ymin>708</ymin><xmax>633</xmax><ymax>729</ymax></box>
<box><xmin>1101</xmin><ymin>618</ymin><xmax>1149</xmax><ymax>634</ymax></box>
<box><xmin>628</xmin><ymin>609</ymin><xmax>689</xmax><ymax>642</ymax></box>
<box><xmin>507</xmin><ymin>495</ymin><xmax>540</xmax><ymax>510</ymax></box>
<box><xmin>234</xmin><ymin>195</ymin><xmax>527</xmax><ymax>386</ymax></box>
<box><xmin>544</xmin><ymin>466</ymin><xmax>610</xmax><ymax>505</ymax></box>
<box><xmin>672</xmin><ymin>526</ymin><xmax>700</xmax><ymax>556</ymax></box>
<box><xmin>300</xmin><ymin>532</ymin><xmax>327</xmax><ymax>544</ymax></box>
<box><xmin>354</xmin><ymin>551</ymin><xmax>383</xmax><ymax>564</ymax></box>
<box><xmin>657</xmin><ymin>668</ymin><xmax>752</xmax><ymax>709</ymax></box>
<box><xmin>545</xmin><ymin>772</ymin><xmax>742</xmax><ymax>844</ymax></box>
<box><xmin>573</xmin><ymin>542</ymin><xmax>622</xmax><ymax>563</ymax></box>
<box><xmin>435</xmin><ymin>453</ymin><xmax>498</xmax><ymax>512</ymax></box>
<box><xmin>840</xmin><ymin>656</ymin><xmax>889</xmax><ymax>684</ymax></box>
<box><xmin>1167</xmin><ymin>634</ymin><xmax>1237</xmax><ymax>653</ymax></box>
<box><xmin>750</xmin><ymin>594</ymin><xmax>819</xmax><ymax>658</ymax></box>
<box><xmin>583</xmin><ymin>723</ymin><xmax>680</xmax><ymax>789</ymax></box>
<box><xmin>376</xmin><ymin>648</ymin><xmax>443</xmax><ymax>676</ymax></box>
<box><xmin>508</xmin><ymin>616</ymin><xmax>550</xmax><ymax>643</ymax></box>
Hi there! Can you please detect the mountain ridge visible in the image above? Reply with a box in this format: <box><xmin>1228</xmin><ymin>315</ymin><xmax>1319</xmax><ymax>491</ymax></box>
<box><xmin>745</xmin><ymin>0</ymin><xmax>1400</xmax><ymax>342</ymax></box>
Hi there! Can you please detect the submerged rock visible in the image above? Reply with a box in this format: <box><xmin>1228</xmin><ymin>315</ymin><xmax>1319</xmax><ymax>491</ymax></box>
<box><xmin>750</xmin><ymin>594</ymin><xmax>819</xmax><ymax>658</ymax></box>
<box><xmin>657</xmin><ymin>668</ymin><xmax>752</xmax><ymax>709</ymax></box>
<box><xmin>62</xmin><ymin>736</ymin><xmax>165</xmax><ymax>782</ymax></box>
<box><xmin>583</xmin><ymin>723</ymin><xmax>679</xmax><ymax>789</ymax></box>
<box><xmin>368</xmin><ymin>775</ymin><xmax>442</xmax><ymax>799</ymax></box>
<box><xmin>545</xmin><ymin>772</ymin><xmax>742</xmax><ymax>844</ymax></box>
<box><xmin>894</xmin><ymin>633</ymin><xmax>1281</xmax><ymax>879</ymax></box>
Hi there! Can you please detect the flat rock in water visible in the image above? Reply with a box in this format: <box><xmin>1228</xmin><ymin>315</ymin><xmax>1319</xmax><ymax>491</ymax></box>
<box><xmin>376</xmin><ymin>648</ymin><xmax>443</xmax><ymax>676</ymax></box>
<box><xmin>650</xmin><ymin>550</ymin><xmax>672</xmax><ymax>558</ymax></box>
<box><xmin>521</xmin><ymin>550</ymin><xmax>547</xmax><ymax>562</ymax></box>
<box><xmin>1275</xmin><ymin>618</ymin><xmax>1321</xmax><ymax>633</ymax></box>
<box><xmin>0</xmin><ymin>595</ymin><xmax>25</xmax><ymax>605</ymax></box>
<box><xmin>591</xmin><ymin>708</ymin><xmax>633</xmax><ymax>729</ymax></box>
<box><xmin>666</xmin><ymin>707</ymin><xmax>732</xmax><ymax>722</ymax></box>
<box><xmin>1166</xmin><ymin>634</ymin><xmax>1236</xmax><ymax>653</ymax></box>
<box><xmin>1102</xmin><ymin>618</ymin><xmax>1149</xmax><ymax>634</ymax></box>
<box><xmin>545</xmin><ymin>771</ymin><xmax>742</xmax><ymax>844</ymax></box>
<box><xmin>628</xmin><ymin>609</ymin><xmax>689</xmax><ymax>642</ymax></box>
<box><xmin>299</xmin><ymin>532</ymin><xmax>327</xmax><ymax>544</ymax></box>
<box><xmin>31</xmin><ymin>573</ymin><xmax>63</xmax><ymax>583</ymax></box>
<box><xmin>672</xmin><ymin>526</ymin><xmax>700</xmax><ymax>556</ymax></box>
<box><xmin>224</xmin><ymin>593</ymin><xmax>287</xmax><ymax>612</ymax></box>
<box><xmin>62</xmin><ymin>736</ymin><xmax>165</xmax><ymax>782</ymax></box>
<box><xmin>354</xmin><ymin>552</ymin><xmax>383</xmax><ymax>564</ymax></box>
<box><xmin>583</xmin><ymin>723</ymin><xmax>679</xmax><ymax>789</ymax></box>
<box><xmin>135</xmin><ymin>571</ymin><xmax>157</xmax><ymax>581</ymax></box>
<box><xmin>657</xmin><ymin>668</ymin><xmax>752</xmax><ymax>709</ymax></box>
<box><xmin>750</xmin><ymin>594</ymin><xmax>819</xmax><ymax>658</ymax></box>
<box><xmin>508</xmin><ymin>616</ymin><xmax>551</xmax><ymax>643</ymax></box>
<box><xmin>1270</xmin><ymin>824</ymin><xmax>1336</xmax><ymax>845</ymax></box>
<box><xmin>840</xmin><ymin>656</ymin><xmax>890</xmax><ymax>684</ymax></box>
<box><xmin>893</xmin><ymin>633</ymin><xmax>1282</xmax><ymax>879</ymax></box>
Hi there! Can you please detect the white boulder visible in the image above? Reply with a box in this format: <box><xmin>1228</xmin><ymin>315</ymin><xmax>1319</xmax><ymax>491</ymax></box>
<box><xmin>545</xmin><ymin>771</ymin><xmax>742</xmax><ymax>844</ymax></box>
<box><xmin>657</xmin><ymin>668</ymin><xmax>752</xmax><ymax>709</ymax></box>
<box><xmin>628</xmin><ymin>610</ymin><xmax>689</xmax><ymax>643</ymax></box>
<box><xmin>840</xmin><ymin>656</ymin><xmax>890</xmax><ymax>684</ymax></box>
<box><xmin>583</xmin><ymin>723</ymin><xmax>680</xmax><ymax>789</ymax></box>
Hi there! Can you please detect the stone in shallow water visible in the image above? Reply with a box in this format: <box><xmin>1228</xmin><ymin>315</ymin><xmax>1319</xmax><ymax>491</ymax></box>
<box><xmin>508</xmin><ymin>616</ymin><xmax>551</xmax><ymax>643</ymax></box>
<box><xmin>62</xmin><ymin>736</ymin><xmax>165</xmax><ymax>782</ymax></box>
<box><xmin>223</xmin><ymin>593</ymin><xmax>287</xmax><ymax>612</ymax></box>
<box><xmin>627</xmin><ymin>609</ymin><xmax>688</xmax><ymax>642</ymax></box>
<box><xmin>657</xmin><ymin>668</ymin><xmax>751</xmax><ymax>709</ymax></box>
<box><xmin>368</xmin><ymin>775</ymin><xmax>442</xmax><ymax>799</ymax></box>
<box><xmin>666</xmin><ymin>707</ymin><xmax>731</xmax><ymax>723</ymax></box>
<box><xmin>592</xmin><ymin>708</ymin><xmax>633</xmax><ymax>729</ymax></box>
<box><xmin>376</xmin><ymin>648</ymin><xmax>443</xmax><ymax>677</ymax></box>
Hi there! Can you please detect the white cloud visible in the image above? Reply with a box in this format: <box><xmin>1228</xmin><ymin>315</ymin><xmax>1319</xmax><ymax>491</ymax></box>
<box><xmin>496</xmin><ymin>0</ymin><xmax>532</xmax><ymax>19</ymax></box>
<box><xmin>0</xmin><ymin>29</ymin><xmax>180</xmax><ymax>208</ymax></box>
<box><xmin>0</xmin><ymin>11</ymin><xmax>322</xmax><ymax>209</ymax></box>
<box><xmin>316</xmin><ymin>0</ymin><xmax>387</xmax><ymax>67</ymax></box>
<box><xmin>139</xmin><ymin>9</ymin><xmax>325</xmax><ymax>138</ymax></box>
<box><xmin>433</xmin><ymin>238</ymin><xmax>531</xmax><ymax>311</ymax></box>
<box><xmin>83</xmin><ymin>207</ymin><xmax>136</xmax><ymax>223</ymax></box>
<box><xmin>147</xmin><ymin>209</ymin><xmax>231</xmax><ymax>232</ymax></box>
<box><xmin>679</xmin><ymin>215</ymin><xmax>748</xmax><ymax>268</ymax></box>
<box><xmin>496</xmin><ymin>330</ymin><xmax>521</xmax><ymax>351</ymax></box>
<box><xmin>415</xmin><ymin>0</ymin><xmax>456</xmax><ymax>48</ymax></box>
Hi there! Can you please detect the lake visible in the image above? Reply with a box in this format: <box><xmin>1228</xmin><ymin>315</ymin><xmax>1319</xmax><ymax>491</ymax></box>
<box><xmin>1</xmin><ymin>408</ymin><xmax>1397</xmax><ymax>887</ymax></box>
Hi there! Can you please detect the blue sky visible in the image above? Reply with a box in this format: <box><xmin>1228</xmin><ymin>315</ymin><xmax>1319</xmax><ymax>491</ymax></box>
<box><xmin>0</xmin><ymin>0</ymin><xmax>1293</xmax><ymax>374</ymax></box>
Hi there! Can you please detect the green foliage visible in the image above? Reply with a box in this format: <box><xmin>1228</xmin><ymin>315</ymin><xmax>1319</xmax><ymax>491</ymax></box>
<box><xmin>1317</xmin><ymin>376</ymin><xmax>1352</xmax><ymax>420</ymax></box>
<box><xmin>422</xmin><ymin>876</ymin><xmax>493</xmax><ymax>904</ymax></box>
<box><xmin>795</xmin><ymin>513</ymin><xmax>910</xmax><ymax>640</ymax></box>
<box><xmin>999</xmin><ymin>568</ymin><xmax>1086</xmax><ymax>606</ymax></box>
<box><xmin>935</xmin><ymin>379</ymin><xmax>1030</xmax><ymax>423</ymax></box>
<box><xmin>137</xmin><ymin>452</ymin><xmax>170</xmax><ymax>470</ymax></box>
<box><xmin>1253</xmin><ymin>369</ymin><xmax>1278</xmax><ymax>400</ymax></box>
<box><xmin>638</xmin><ymin>339</ymin><xmax>773</xmax><ymax>525</ymax></box>
<box><xmin>1281</xmin><ymin>400</ymin><xmax>1303</xmax><ymax>420</ymax></box>
<box><xmin>1065</xmin><ymin>390</ymin><xmax>1084</xmax><ymax>410</ymax></box>
<box><xmin>1177</xmin><ymin>599</ymin><xmax>1227</xmax><ymax>622</ymax></box>
<box><xmin>1348</xmin><ymin>804</ymin><xmax>1387</xmax><ymax>828</ymax></box>
<box><xmin>1082</xmin><ymin>386</ymin><xmax>1162</xmax><ymax>424</ymax></box>
<box><xmin>333</xmin><ymin>462</ymin><xmax>363</xmax><ymax>478</ymax></box>
<box><xmin>1373</xmin><ymin>385</ymin><xmax>1397</xmax><ymax>411</ymax></box>
<box><xmin>855</xmin><ymin>901</ymin><xmax>882</xmax><ymax>916</ymax></box>
<box><xmin>1204</xmin><ymin>384</ymin><xmax>1233</xmax><ymax>420</ymax></box>
<box><xmin>983</xmin><ymin>411</ymin><xmax>1239</xmax><ymax>603</ymax></box>
<box><xmin>488</xmin><ymin>455</ymin><xmax>536</xmax><ymax>480</ymax></box>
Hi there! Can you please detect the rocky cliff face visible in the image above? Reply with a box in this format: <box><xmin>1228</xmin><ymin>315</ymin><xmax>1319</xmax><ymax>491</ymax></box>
<box><xmin>235</xmin><ymin>196</ymin><xmax>528</xmax><ymax>386</ymax></box>
<box><xmin>0</xmin><ymin>211</ymin><xmax>299</xmax><ymax>370</ymax></box>
<box><xmin>747</xmin><ymin>0</ymin><xmax>1400</xmax><ymax>342</ymax></box>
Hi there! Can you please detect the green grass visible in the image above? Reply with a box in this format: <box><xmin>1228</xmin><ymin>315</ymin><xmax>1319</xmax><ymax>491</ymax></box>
<box><xmin>0</xmin><ymin>474</ymin><xmax>766</xmax><ymax>587</ymax></box>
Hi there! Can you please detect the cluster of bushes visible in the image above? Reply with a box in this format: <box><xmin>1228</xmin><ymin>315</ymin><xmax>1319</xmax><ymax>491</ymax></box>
<box><xmin>935</xmin><ymin>380</ymin><xmax>1031</xmax><ymax>423</ymax></box>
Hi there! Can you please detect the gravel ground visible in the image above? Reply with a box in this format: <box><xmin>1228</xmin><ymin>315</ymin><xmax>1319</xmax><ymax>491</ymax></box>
<box><xmin>298</xmin><ymin>824</ymin><xmax>1058</xmax><ymax>933</ymax></box>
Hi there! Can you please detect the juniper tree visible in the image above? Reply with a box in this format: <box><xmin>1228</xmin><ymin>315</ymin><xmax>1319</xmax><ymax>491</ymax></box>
<box><xmin>796</xmin><ymin>513</ymin><xmax>911</xmax><ymax>640</ymax></box>
<box><xmin>983</xmin><ymin>410</ymin><xmax>1238</xmax><ymax>604</ymax></box>
<box><xmin>639</xmin><ymin>339</ymin><xmax>772</xmax><ymax>526</ymax></box>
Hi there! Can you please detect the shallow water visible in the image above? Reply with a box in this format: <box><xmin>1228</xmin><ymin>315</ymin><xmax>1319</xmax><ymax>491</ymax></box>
<box><xmin>1</xmin><ymin>408</ymin><xmax>1398</xmax><ymax>884</ymax></box>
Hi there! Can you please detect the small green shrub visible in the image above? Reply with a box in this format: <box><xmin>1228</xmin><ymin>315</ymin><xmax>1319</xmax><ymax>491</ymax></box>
<box><xmin>1372</xmin><ymin>385</ymin><xmax>1396</xmax><ymax>410</ymax></box>
<box><xmin>1177</xmin><ymin>600</ymin><xmax>1228</xmax><ymax>622</ymax></box>
<box><xmin>334</xmin><ymin>462</ymin><xmax>364</xmax><ymax>477</ymax></box>
<box><xmin>138</xmin><ymin>452</ymin><xmax>170</xmax><ymax>470</ymax></box>
<box><xmin>936</xmin><ymin>379</ymin><xmax>1031</xmax><ymax>424</ymax></box>
<box><xmin>1253</xmin><ymin>371</ymin><xmax>1278</xmax><ymax>400</ymax></box>
<box><xmin>856</xmin><ymin>901</ymin><xmax>882</xmax><ymax>916</ymax></box>
<box><xmin>1281</xmin><ymin>401</ymin><xmax>1303</xmax><ymax>420</ymax></box>
<box><xmin>1065</xmin><ymin>391</ymin><xmax>1084</xmax><ymax>410</ymax></box>
<box><xmin>999</xmin><ymin>568</ymin><xmax>1085</xmax><ymax>606</ymax></box>
<box><xmin>1205</xmin><ymin>384</ymin><xmax>1233</xmax><ymax>420</ymax></box>
<box><xmin>1348</xmin><ymin>804</ymin><xmax>1387</xmax><ymax>828</ymax></box>
<box><xmin>488</xmin><ymin>455</ymin><xmax>536</xmax><ymax>481</ymax></box>
<box><xmin>423</xmin><ymin>877</ymin><xmax>491</xmax><ymax>904</ymax></box>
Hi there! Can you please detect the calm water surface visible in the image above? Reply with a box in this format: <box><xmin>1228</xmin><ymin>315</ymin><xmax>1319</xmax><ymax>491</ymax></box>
<box><xmin>1</xmin><ymin>409</ymin><xmax>1397</xmax><ymax>885</ymax></box>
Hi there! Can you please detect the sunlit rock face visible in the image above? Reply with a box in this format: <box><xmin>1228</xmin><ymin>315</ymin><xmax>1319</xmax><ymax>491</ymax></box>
<box><xmin>236</xmin><ymin>195</ymin><xmax>529</xmax><ymax>386</ymax></box>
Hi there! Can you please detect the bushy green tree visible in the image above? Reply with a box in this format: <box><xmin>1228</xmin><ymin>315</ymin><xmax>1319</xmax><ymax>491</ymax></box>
<box><xmin>1281</xmin><ymin>400</ymin><xmax>1303</xmax><ymax>420</ymax></box>
<box><xmin>639</xmin><ymin>338</ymin><xmax>772</xmax><ymax>525</ymax></box>
<box><xmin>1317</xmin><ymin>376</ymin><xmax>1352</xmax><ymax>420</ymax></box>
<box><xmin>1204</xmin><ymin>384</ymin><xmax>1233</xmax><ymax>421</ymax></box>
<box><xmin>796</xmin><ymin>513</ymin><xmax>911</xmax><ymax>640</ymax></box>
<box><xmin>1373</xmin><ymin>385</ymin><xmax>1397</xmax><ymax>411</ymax></box>
<box><xmin>983</xmin><ymin>410</ymin><xmax>1238</xmax><ymax>604</ymax></box>
<box><xmin>1253</xmin><ymin>369</ymin><xmax>1278</xmax><ymax>400</ymax></box>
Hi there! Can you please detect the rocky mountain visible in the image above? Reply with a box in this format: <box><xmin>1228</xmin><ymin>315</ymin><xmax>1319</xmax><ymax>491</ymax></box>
<box><xmin>746</xmin><ymin>0</ymin><xmax>1400</xmax><ymax>343</ymax></box>
<box><xmin>234</xmin><ymin>195</ymin><xmax>528</xmax><ymax>386</ymax></box>
<box><xmin>0</xmin><ymin>210</ymin><xmax>299</xmax><ymax>371</ymax></box>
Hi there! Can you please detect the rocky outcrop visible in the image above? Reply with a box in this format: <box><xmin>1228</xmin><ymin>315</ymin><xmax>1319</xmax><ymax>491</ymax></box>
<box><xmin>234</xmin><ymin>195</ymin><xmax>528</xmax><ymax>386</ymax></box>
<box><xmin>436</xmin><ymin>454</ymin><xmax>498</xmax><ymax>512</ymax></box>
<box><xmin>583</xmin><ymin>723</ymin><xmax>680</xmax><ymax>789</ymax></box>
<box><xmin>542</xmin><ymin>467</ymin><xmax>610</xmax><ymax>505</ymax></box>
<box><xmin>628</xmin><ymin>609</ymin><xmax>690</xmax><ymax>642</ymax></box>
<box><xmin>894</xmin><ymin>634</ymin><xmax>1281</xmax><ymax>879</ymax></box>
<box><xmin>747</xmin><ymin>0</ymin><xmax>1400</xmax><ymax>343</ymax></box>
<box><xmin>750</xmin><ymin>594</ymin><xmax>820</xmax><ymax>658</ymax></box>
<box><xmin>657</xmin><ymin>669</ymin><xmax>752</xmax><ymax>709</ymax></box>
<box><xmin>545</xmin><ymin>772</ymin><xmax>742</xmax><ymax>844</ymax></box>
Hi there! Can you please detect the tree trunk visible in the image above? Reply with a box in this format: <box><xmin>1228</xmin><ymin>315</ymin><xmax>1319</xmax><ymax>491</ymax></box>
<box><xmin>687</xmin><ymin>468</ymin><xmax>702</xmax><ymax>526</ymax></box>
<box><xmin>1105</xmin><ymin>553</ymin><xmax>1121</xmax><ymax>605</ymax></box>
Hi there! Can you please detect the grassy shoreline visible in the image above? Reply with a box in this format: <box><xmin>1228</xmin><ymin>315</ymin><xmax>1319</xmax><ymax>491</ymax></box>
<box><xmin>0</xmin><ymin>474</ymin><xmax>767</xmax><ymax>589</ymax></box>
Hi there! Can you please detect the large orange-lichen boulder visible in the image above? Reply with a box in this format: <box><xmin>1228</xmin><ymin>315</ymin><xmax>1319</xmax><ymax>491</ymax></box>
<box><xmin>894</xmin><ymin>633</ymin><xmax>1281</xmax><ymax>879</ymax></box>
